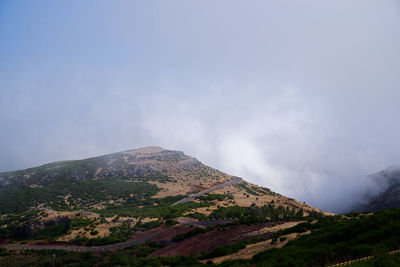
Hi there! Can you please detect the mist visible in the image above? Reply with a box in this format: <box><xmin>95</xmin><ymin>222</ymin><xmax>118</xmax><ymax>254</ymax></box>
<box><xmin>1</xmin><ymin>0</ymin><xmax>400</xmax><ymax>213</ymax></box>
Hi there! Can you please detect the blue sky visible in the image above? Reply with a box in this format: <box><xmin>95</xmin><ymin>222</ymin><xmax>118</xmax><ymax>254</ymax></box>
<box><xmin>1</xmin><ymin>0</ymin><xmax>400</xmax><ymax>212</ymax></box>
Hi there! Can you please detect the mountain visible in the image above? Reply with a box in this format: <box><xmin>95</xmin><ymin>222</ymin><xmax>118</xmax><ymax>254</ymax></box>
<box><xmin>0</xmin><ymin>146</ymin><xmax>318</xmax><ymax>215</ymax></box>
<box><xmin>358</xmin><ymin>166</ymin><xmax>400</xmax><ymax>212</ymax></box>
<box><xmin>2</xmin><ymin>147</ymin><xmax>400</xmax><ymax>266</ymax></box>
<box><xmin>0</xmin><ymin>146</ymin><xmax>331</xmax><ymax>266</ymax></box>
<box><xmin>0</xmin><ymin>147</ymin><xmax>320</xmax><ymax>242</ymax></box>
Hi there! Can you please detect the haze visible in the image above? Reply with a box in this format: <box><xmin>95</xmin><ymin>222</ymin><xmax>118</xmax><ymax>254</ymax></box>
<box><xmin>1</xmin><ymin>0</ymin><xmax>400</xmax><ymax>213</ymax></box>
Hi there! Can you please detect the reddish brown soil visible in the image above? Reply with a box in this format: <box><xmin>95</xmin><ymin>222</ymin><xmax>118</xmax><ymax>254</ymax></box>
<box><xmin>150</xmin><ymin>223</ymin><xmax>276</xmax><ymax>257</ymax></box>
<box><xmin>191</xmin><ymin>185</ymin><xmax>209</xmax><ymax>192</ymax></box>
<box><xmin>132</xmin><ymin>225</ymin><xmax>165</xmax><ymax>239</ymax></box>
<box><xmin>152</xmin><ymin>225</ymin><xmax>195</xmax><ymax>243</ymax></box>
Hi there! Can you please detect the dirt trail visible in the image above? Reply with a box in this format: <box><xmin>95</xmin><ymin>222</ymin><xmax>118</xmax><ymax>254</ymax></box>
<box><xmin>172</xmin><ymin>177</ymin><xmax>243</xmax><ymax>205</ymax></box>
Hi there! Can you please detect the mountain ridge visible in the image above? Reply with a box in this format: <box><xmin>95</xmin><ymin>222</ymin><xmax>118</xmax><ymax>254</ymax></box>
<box><xmin>0</xmin><ymin>146</ymin><xmax>320</xmax><ymax>215</ymax></box>
<box><xmin>357</xmin><ymin>166</ymin><xmax>400</xmax><ymax>212</ymax></box>
<box><xmin>0</xmin><ymin>146</ymin><xmax>324</xmax><ymax>255</ymax></box>
<box><xmin>8</xmin><ymin>147</ymin><xmax>400</xmax><ymax>266</ymax></box>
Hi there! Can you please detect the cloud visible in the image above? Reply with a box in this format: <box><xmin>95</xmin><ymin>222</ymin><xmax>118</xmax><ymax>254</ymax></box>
<box><xmin>1</xmin><ymin>0</ymin><xmax>400</xmax><ymax>212</ymax></box>
<box><xmin>136</xmin><ymin>83</ymin><xmax>391</xmax><ymax>212</ymax></box>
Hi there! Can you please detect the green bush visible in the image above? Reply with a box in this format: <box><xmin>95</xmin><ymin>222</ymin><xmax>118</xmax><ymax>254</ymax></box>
<box><xmin>90</xmin><ymin>230</ymin><xmax>98</xmax><ymax>235</ymax></box>
<box><xmin>33</xmin><ymin>223</ymin><xmax>69</xmax><ymax>240</ymax></box>
<box><xmin>165</xmin><ymin>219</ymin><xmax>179</xmax><ymax>226</ymax></box>
<box><xmin>209</xmin><ymin>204</ymin><xmax>311</xmax><ymax>223</ymax></box>
<box><xmin>199</xmin><ymin>194</ymin><xmax>230</xmax><ymax>202</ymax></box>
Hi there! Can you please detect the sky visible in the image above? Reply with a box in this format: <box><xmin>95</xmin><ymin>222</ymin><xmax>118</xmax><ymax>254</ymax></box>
<box><xmin>1</xmin><ymin>0</ymin><xmax>400</xmax><ymax>212</ymax></box>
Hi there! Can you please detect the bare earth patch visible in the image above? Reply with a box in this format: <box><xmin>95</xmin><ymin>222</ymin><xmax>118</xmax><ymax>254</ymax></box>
<box><xmin>204</xmin><ymin>230</ymin><xmax>312</xmax><ymax>264</ymax></box>
<box><xmin>247</xmin><ymin>221</ymin><xmax>304</xmax><ymax>236</ymax></box>
<box><xmin>150</xmin><ymin>223</ymin><xmax>277</xmax><ymax>257</ymax></box>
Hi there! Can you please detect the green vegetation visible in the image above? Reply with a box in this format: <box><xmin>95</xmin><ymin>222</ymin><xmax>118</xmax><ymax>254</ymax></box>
<box><xmin>0</xmin><ymin>151</ymin><xmax>177</xmax><ymax>215</ymax></box>
<box><xmin>0</xmin><ymin>179</ymin><xmax>159</xmax><ymax>214</ymax></box>
<box><xmin>69</xmin><ymin>217</ymin><xmax>92</xmax><ymax>229</ymax></box>
<box><xmin>97</xmin><ymin>195</ymin><xmax>213</xmax><ymax>219</ymax></box>
<box><xmin>33</xmin><ymin>222</ymin><xmax>69</xmax><ymax>240</ymax></box>
<box><xmin>0</xmin><ymin>189</ymin><xmax>212</xmax><ymax>244</ymax></box>
<box><xmin>71</xmin><ymin>223</ymin><xmax>135</xmax><ymax>246</ymax></box>
<box><xmin>209</xmin><ymin>204</ymin><xmax>307</xmax><ymax>223</ymax></box>
<box><xmin>199</xmin><ymin>193</ymin><xmax>232</xmax><ymax>202</ymax></box>
<box><xmin>90</xmin><ymin>230</ymin><xmax>98</xmax><ymax>235</ymax></box>
<box><xmin>0</xmin><ymin>249</ymin><xmax>98</xmax><ymax>267</ymax></box>
<box><xmin>235</xmin><ymin>183</ymin><xmax>260</xmax><ymax>196</ymax></box>
<box><xmin>247</xmin><ymin>209</ymin><xmax>400</xmax><ymax>266</ymax></box>
<box><xmin>0</xmin><ymin>242</ymin><xmax>204</xmax><ymax>267</ymax></box>
<box><xmin>0</xmin><ymin>214</ymin><xmax>70</xmax><ymax>241</ymax></box>
<box><xmin>2</xmin><ymin>209</ymin><xmax>400</xmax><ymax>266</ymax></box>
<box><xmin>165</xmin><ymin>219</ymin><xmax>179</xmax><ymax>226</ymax></box>
<box><xmin>185</xmin><ymin>211</ymin><xmax>208</xmax><ymax>220</ymax></box>
<box><xmin>135</xmin><ymin>174</ymin><xmax>173</xmax><ymax>183</ymax></box>
<box><xmin>136</xmin><ymin>219</ymin><xmax>162</xmax><ymax>231</ymax></box>
<box><xmin>270</xmin><ymin>221</ymin><xmax>314</xmax><ymax>241</ymax></box>
<box><xmin>235</xmin><ymin>183</ymin><xmax>276</xmax><ymax>197</ymax></box>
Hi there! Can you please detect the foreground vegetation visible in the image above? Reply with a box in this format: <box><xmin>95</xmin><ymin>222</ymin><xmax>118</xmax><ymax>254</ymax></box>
<box><xmin>1</xmin><ymin>209</ymin><xmax>400</xmax><ymax>266</ymax></box>
<box><xmin>209</xmin><ymin>203</ymin><xmax>309</xmax><ymax>223</ymax></box>
<box><xmin>0</xmin><ymin>242</ymin><xmax>202</xmax><ymax>267</ymax></box>
<box><xmin>219</xmin><ymin>209</ymin><xmax>400</xmax><ymax>266</ymax></box>
<box><xmin>0</xmin><ymin>178</ymin><xmax>161</xmax><ymax>214</ymax></box>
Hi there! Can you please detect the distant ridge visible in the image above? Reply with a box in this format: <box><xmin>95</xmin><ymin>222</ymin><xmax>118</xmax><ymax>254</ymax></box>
<box><xmin>357</xmin><ymin>166</ymin><xmax>400</xmax><ymax>212</ymax></box>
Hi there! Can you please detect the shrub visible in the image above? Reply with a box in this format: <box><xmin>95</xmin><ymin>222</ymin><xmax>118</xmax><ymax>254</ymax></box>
<box><xmin>90</xmin><ymin>230</ymin><xmax>98</xmax><ymax>235</ymax></box>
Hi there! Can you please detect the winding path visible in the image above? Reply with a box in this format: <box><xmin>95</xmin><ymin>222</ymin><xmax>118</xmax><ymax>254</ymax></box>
<box><xmin>0</xmin><ymin>230</ymin><xmax>163</xmax><ymax>252</ymax></box>
<box><xmin>172</xmin><ymin>176</ymin><xmax>243</xmax><ymax>205</ymax></box>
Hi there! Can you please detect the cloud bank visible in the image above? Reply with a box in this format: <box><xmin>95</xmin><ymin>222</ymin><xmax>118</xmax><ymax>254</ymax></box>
<box><xmin>1</xmin><ymin>0</ymin><xmax>400</xmax><ymax>212</ymax></box>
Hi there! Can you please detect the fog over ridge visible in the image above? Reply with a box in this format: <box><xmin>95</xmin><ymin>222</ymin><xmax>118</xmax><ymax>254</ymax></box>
<box><xmin>1</xmin><ymin>0</ymin><xmax>400</xmax><ymax>212</ymax></box>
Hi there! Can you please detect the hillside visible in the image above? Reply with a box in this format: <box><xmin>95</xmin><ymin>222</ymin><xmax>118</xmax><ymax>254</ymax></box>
<box><xmin>0</xmin><ymin>146</ymin><xmax>325</xmax><ymax>265</ymax></box>
<box><xmin>0</xmin><ymin>146</ymin><xmax>318</xmax><ymax>215</ymax></box>
<box><xmin>0</xmin><ymin>147</ymin><xmax>319</xmax><ymax>244</ymax></box>
<box><xmin>359</xmin><ymin>167</ymin><xmax>400</xmax><ymax>212</ymax></box>
<box><xmin>2</xmin><ymin>148</ymin><xmax>400</xmax><ymax>266</ymax></box>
